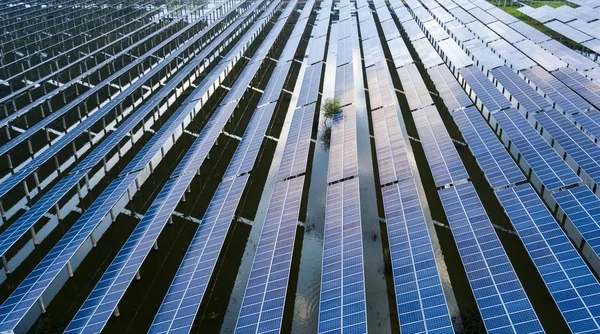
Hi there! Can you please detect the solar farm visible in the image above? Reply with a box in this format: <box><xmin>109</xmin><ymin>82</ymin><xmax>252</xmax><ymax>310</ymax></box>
<box><xmin>2</xmin><ymin>0</ymin><xmax>600</xmax><ymax>333</ymax></box>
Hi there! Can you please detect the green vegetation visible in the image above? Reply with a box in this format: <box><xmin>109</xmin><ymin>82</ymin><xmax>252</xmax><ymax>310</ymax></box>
<box><xmin>322</xmin><ymin>98</ymin><xmax>342</xmax><ymax>120</ymax></box>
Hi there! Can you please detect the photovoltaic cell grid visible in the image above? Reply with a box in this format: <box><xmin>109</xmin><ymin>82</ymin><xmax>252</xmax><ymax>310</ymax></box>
<box><xmin>535</xmin><ymin>109</ymin><xmax>600</xmax><ymax>184</ymax></box>
<box><xmin>439</xmin><ymin>183</ymin><xmax>544</xmax><ymax>334</ymax></box>
<box><xmin>452</xmin><ymin>106</ymin><xmax>525</xmax><ymax>189</ymax></box>
<box><xmin>382</xmin><ymin>180</ymin><xmax>454</xmax><ymax>334</ymax></box>
<box><xmin>235</xmin><ymin>176</ymin><xmax>304</xmax><ymax>333</ymax></box>
<box><xmin>487</xmin><ymin>39</ymin><xmax>536</xmax><ymax>71</ymax></box>
<box><xmin>523</xmin><ymin>66</ymin><xmax>592</xmax><ymax>115</ymax></box>
<box><xmin>509</xmin><ymin>21</ymin><xmax>551</xmax><ymax>44</ymax></box>
<box><xmin>540</xmin><ymin>40</ymin><xmax>597</xmax><ymax>72</ymax></box>
<box><xmin>553</xmin><ymin>67</ymin><xmax>600</xmax><ymax>111</ymax></box>
<box><xmin>0</xmin><ymin>173</ymin><xmax>137</xmax><ymax>333</ymax></box>
<box><xmin>394</xmin><ymin>5</ymin><xmax>414</xmax><ymax>23</ymax></box>
<box><xmin>459</xmin><ymin>66</ymin><xmax>512</xmax><ymax>113</ymax></box>
<box><xmin>397</xmin><ymin>64</ymin><xmax>434</xmax><ymax>111</ymax></box>
<box><xmin>150</xmin><ymin>175</ymin><xmax>249</xmax><ymax>333</ymax></box>
<box><xmin>328</xmin><ymin>105</ymin><xmax>358</xmax><ymax>184</ymax></box>
<box><xmin>371</xmin><ymin>105</ymin><xmax>412</xmax><ymax>185</ymax></box>
<box><xmin>277</xmin><ymin>103</ymin><xmax>317</xmax><ymax>181</ymax></box>
<box><xmin>490</xmin><ymin>66</ymin><xmax>551</xmax><ymax>113</ymax></box>
<box><xmin>411</xmin><ymin>37</ymin><xmax>443</xmax><ymax>69</ymax></box>
<box><xmin>403</xmin><ymin>20</ymin><xmax>426</xmax><ymax>42</ymax></box>
<box><xmin>487</xmin><ymin>21</ymin><xmax>525</xmax><ymax>44</ymax></box>
<box><xmin>387</xmin><ymin>36</ymin><xmax>414</xmax><ymax>69</ymax></box>
<box><xmin>514</xmin><ymin>40</ymin><xmax>567</xmax><ymax>72</ymax></box>
<box><xmin>545</xmin><ymin>20</ymin><xmax>593</xmax><ymax>44</ymax></box>
<box><xmin>469</xmin><ymin>7</ymin><xmax>497</xmax><ymax>25</ymax></box>
<box><xmin>466</xmin><ymin>21</ymin><xmax>500</xmax><ymax>43</ymax></box>
<box><xmin>554</xmin><ymin>185</ymin><xmax>600</xmax><ymax>266</ymax></box>
<box><xmin>318</xmin><ymin>178</ymin><xmax>367</xmax><ymax>334</ymax></box>
<box><xmin>297</xmin><ymin>63</ymin><xmax>323</xmax><ymax>107</ymax></box>
<box><xmin>363</xmin><ymin>36</ymin><xmax>384</xmax><ymax>68</ymax></box>
<box><xmin>427</xmin><ymin>64</ymin><xmax>473</xmax><ymax>112</ymax></box>
<box><xmin>335</xmin><ymin>63</ymin><xmax>355</xmax><ymax>107</ymax></box>
<box><xmin>366</xmin><ymin>63</ymin><xmax>395</xmax><ymax>110</ymax></box>
<box><xmin>423</xmin><ymin>19</ymin><xmax>450</xmax><ymax>43</ymax></box>
<box><xmin>413</xmin><ymin>105</ymin><xmax>468</xmax><ymax>187</ymax></box>
<box><xmin>446</xmin><ymin>21</ymin><xmax>475</xmax><ymax>43</ymax></box>
<box><xmin>438</xmin><ymin>39</ymin><xmax>473</xmax><ymax>69</ymax></box>
<box><xmin>449</xmin><ymin>6</ymin><xmax>476</xmax><ymax>24</ymax></box>
<box><xmin>493</xmin><ymin>108</ymin><xmax>581</xmax><ymax>191</ymax></box>
<box><xmin>574</xmin><ymin>110</ymin><xmax>600</xmax><ymax>142</ymax></box>
<box><xmin>497</xmin><ymin>184</ymin><xmax>600</xmax><ymax>333</ymax></box>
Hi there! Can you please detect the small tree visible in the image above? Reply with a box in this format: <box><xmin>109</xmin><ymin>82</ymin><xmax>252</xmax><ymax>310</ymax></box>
<box><xmin>322</xmin><ymin>98</ymin><xmax>342</xmax><ymax>120</ymax></box>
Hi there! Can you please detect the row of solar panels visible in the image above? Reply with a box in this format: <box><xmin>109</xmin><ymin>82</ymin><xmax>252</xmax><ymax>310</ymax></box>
<box><xmin>401</xmin><ymin>0</ymin><xmax>600</xmax><ymax>332</ymax></box>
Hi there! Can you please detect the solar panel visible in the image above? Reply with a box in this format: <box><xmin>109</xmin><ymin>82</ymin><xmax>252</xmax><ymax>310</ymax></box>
<box><xmin>413</xmin><ymin>105</ymin><xmax>469</xmax><ymax>187</ymax></box>
<box><xmin>487</xmin><ymin>7</ymin><xmax>519</xmax><ymax>24</ymax></box>
<box><xmin>151</xmin><ymin>175</ymin><xmax>248</xmax><ymax>333</ymax></box>
<box><xmin>402</xmin><ymin>20</ymin><xmax>426</xmax><ymax>42</ymax></box>
<box><xmin>522</xmin><ymin>66</ymin><xmax>592</xmax><ymax>115</ymax></box>
<box><xmin>493</xmin><ymin>108</ymin><xmax>581</xmax><ymax>191</ymax></box>
<box><xmin>410</xmin><ymin>38</ymin><xmax>443</xmax><ymax>69</ymax></box>
<box><xmin>554</xmin><ymin>185</ymin><xmax>600</xmax><ymax>267</ymax></box>
<box><xmin>308</xmin><ymin>35</ymin><xmax>328</xmax><ymax>65</ymax></box>
<box><xmin>509</xmin><ymin>21</ymin><xmax>551</xmax><ymax>44</ymax></box>
<box><xmin>382</xmin><ymin>180</ymin><xmax>453</xmax><ymax>333</ymax></box>
<box><xmin>534</xmin><ymin>109</ymin><xmax>600</xmax><ymax>185</ymax></box>
<box><xmin>328</xmin><ymin>105</ymin><xmax>358</xmax><ymax>183</ymax></box>
<box><xmin>235</xmin><ymin>176</ymin><xmax>304</xmax><ymax>333</ymax></box>
<box><xmin>423</xmin><ymin>19</ymin><xmax>450</xmax><ymax>42</ymax></box>
<box><xmin>224</xmin><ymin>103</ymin><xmax>277</xmax><ymax>178</ymax></box>
<box><xmin>358</xmin><ymin>15</ymin><xmax>378</xmax><ymax>41</ymax></box>
<box><xmin>466</xmin><ymin>21</ymin><xmax>500</xmax><ymax>43</ymax></box>
<box><xmin>277</xmin><ymin>103</ymin><xmax>317</xmax><ymax>180</ymax></box>
<box><xmin>0</xmin><ymin>173</ymin><xmax>137</xmax><ymax>333</ymax></box>
<box><xmin>337</xmin><ymin>36</ymin><xmax>354</xmax><ymax>67</ymax></box>
<box><xmin>397</xmin><ymin>64</ymin><xmax>434</xmax><ymax>111</ymax></box>
<box><xmin>335</xmin><ymin>63</ymin><xmax>354</xmax><ymax>107</ymax></box>
<box><xmin>574</xmin><ymin>110</ymin><xmax>600</xmax><ymax>142</ymax></box>
<box><xmin>386</xmin><ymin>36</ymin><xmax>414</xmax><ymax>69</ymax></box>
<box><xmin>545</xmin><ymin>21</ymin><xmax>593</xmax><ymax>44</ymax></box>
<box><xmin>470</xmin><ymin>7</ymin><xmax>497</xmax><ymax>24</ymax></box>
<box><xmin>446</xmin><ymin>20</ymin><xmax>475</xmax><ymax>43</ymax></box>
<box><xmin>487</xmin><ymin>21</ymin><xmax>525</xmax><ymax>44</ymax></box>
<box><xmin>470</xmin><ymin>46</ymin><xmax>505</xmax><ymax>71</ymax></box>
<box><xmin>430</xmin><ymin>6</ymin><xmax>454</xmax><ymax>23</ymax></box>
<box><xmin>459</xmin><ymin>66</ymin><xmax>512</xmax><ymax>113</ymax></box>
<box><xmin>438</xmin><ymin>182</ymin><xmax>544</xmax><ymax>334</ymax></box>
<box><xmin>296</xmin><ymin>63</ymin><xmax>323</xmax><ymax>107</ymax></box>
<box><xmin>488</xmin><ymin>39</ymin><xmax>536</xmax><ymax>71</ymax></box>
<box><xmin>393</xmin><ymin>5</ymin><xmax>414</xmax><ymax>23</ymax></box>
<box><xmin>449</xmin><ymin>7</ymin><xmax>476</xmax><ymax>24</ymax></box>
<box><xmin>553</xmin><ymin>67</ymin><xmax>600</xmax><ymax>110</ymax></box>
<box><xmin>412</xmin><ymin>6</ymin><xmax>434</xmax><ymax>23</ymax></box>
<box><xmin>376</xmin><ymin>5</ymin><xmax>393</xmax><ymax>24</ymax></box>
<box><xmin>497</xmin><ymin>184</ymin><xmax>600</xmax><ymax>333</ymax></box>
<box><xmin>453</xmin><ymin>106</ymin><xmax>525</xmax><ymax>189</ymax></box>
<box><xmin>514</xmin><ymin>40</ymin><xmax>566</xmax><ymax>72</ymax></box>
<box><xmin>491</xmin><ymin>66</ymin><xmax>552</xmax><ymax>113</ymax></box>
<box><xmin>438</xmin><ymin>39</ymin><xmax>473</xmax><ymax>69</ymax></box>
<box><xmin>539</xmin><ymin>40</ymin><xmax>597</xmax><ymax>72</ymax></box>
<box><xmin>362</xmin><ymin>36</ymin><xmax>383</xmax><ymax>68</ymax></box>
<box><xmin>261</xmin><ymin>63</ymin><xmax>292</xmax><ymax>105</ymax></box>
<box><xmin>427</xmin><ymin>64</ymin><xmax>473</xmax><ymax>112</ymax></box>
<box><xmin>318</xmin><ymin>178</ymin><xmax>367</xmax><ymax>334</ymax></box>
<box><xmin>372</xmin><ymin>105</ymin><xmax>412</xmax><ymax>185</ymax></box>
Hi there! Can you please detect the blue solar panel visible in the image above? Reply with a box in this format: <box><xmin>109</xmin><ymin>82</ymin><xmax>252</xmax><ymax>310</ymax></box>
<box><xmin>574</xmin><ymin>110</ymin><xmax>600</xmax><ymax>142</ymax></box>
<box><xmin>439</xmin><ymin>182</ymin><xmax>544</xmax><ymax>334</ymax></box>
<box><xmin>150</xmin><ymin>175</ymin><xmax>249</xmax><ymax>333</ymax></box>
<box><xmin>365</xmin><ymin>63</ymin><xmax>395</xmax><ymax>110</ymax></box>
<box><xmin>235</xmin><ymin>176</ymin><xmax>304</xmax><ymax>333</ymax></box>
<box><xmin>372</xmin><ymin>105</ymin><xmax>412</xmax><ymax>185</ymax></box>
<box><xmin>327</xmin><ymin>104</ymin><xmax>358</xmax><ymax>184</ymax></box>
<box><xmin>522</xmin><ymin>66</ymin><xmax>592</xmax><ymax>115</ymax></box>
<box><xmin>491</xmin><ymin>66</ymin><xmax>552</xmax><ymax>113</ymax></box>
<box><xmin>459</xmin><ymin>66</ymin><xmax>512</xmax><ymax>113</ymax></box>
<box><xmin>452</xmin><ymin>107</ymin><xmax>525</xmax><ymax>189</ymax></box>
<box><xmin>277</xmin><ymin>104</ymin><xmax>317</xmax><ymax>181</ymax></box>
<box><xmin>554</xmin><ymin>185</ymin><xmax>600</xmax><ymax>265</ymax></box>
<box><xmin>413</xmin><ymin>105</ymin><xmax>469</xmax><ymax>187</ymax></box>
<box><xmin>296</xmin><ymin>63</ymin><xmax>323</xmax><ymax>107</ymax></box>
<box><xmin>397</xmin><ymin>64</ymin><xmax>434</xmax><ymax>111</ymax></box>
<box><xmin>0</xmin><ymin>173</ymin><xmax>137</xmax><ymax>333</ymax></box>
<box><xmin>382</xmin><ymin>180</ymin><xmax>453</xmax><ymax>333</ymax></box>
<box><xmin>493</xmin><ymin>108</ymin><xmax>581</xmax><ymax>191</ymax></box>
<box><xmin>553</xmin><ymin>67</ymin><xmax>600</xmax><ymax>111</ymax></box>
<box><xmin>427</xmin><ymin>64</ymin><xmax>473</xmax><ymax>112</ymax></box>
<box><xmin>534</xmin><ymin>109</ymin><xmax>600</xmax><ymax>185</ymax></box>
<box><xmin>318</xmin><ymin>178</ymin><xmax>367</xmax><ymax>334</ymax></box>
<box><xmin>497</xmin><ymin>184</ymin><xmax>600</xmax><ymax>333</ymax></box>
<box><xmin>261</xmin><ymin>63</ymin><xmax>292</xmax><ymax>105</ymax></box>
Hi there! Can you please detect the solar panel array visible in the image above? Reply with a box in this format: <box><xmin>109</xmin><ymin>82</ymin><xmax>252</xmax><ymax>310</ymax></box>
<box><xmin>452</xmin><ymin>106</ymin><xmax>525</xmax><ymax>189</ymax></box>
<box><xmin>497</xmin><ymin>185</ymin><xmax>600</xmax><ymax>333</ymax></box>
<box><xmin>493</xmin><ymin>108</ymin><xmax>581</xmax><ymax>191</ymax></box>
<box><xmin>318</xmin><ymin>178</ymin><xmax>367</xmax><ymax>334</ymax></box>
<box><xmin>427</xmin><ymin>64</ymin><xmax>473</xmax><ymax>112</ymax></box>
<box><xmin>439</xmin><ymin>182</ymin><xmax>544</xmax><ymax>334</ymax></box>
<box><xmin>522</xmin><ymin>66</ymin><xmax>592</xmax><ymax>115</ymax></box>
<box><xmin>459</xmin><ymin>65</ymin><xmax>512</xmax><ymax>113</ymax></box>
<box><xmin>397</xmin><ymin>64</ymin><xmax>435</xmax><ymax>111</ymax></box>
<box><xmin>413</xmin><ymin>105</ymin><xmax>468</xmax><ymax>187</ymax></box>
<box><xmin>491</xmin><ymin>66</ymin><xmax>552</xmax><ymax>113</ymax></box>
<box><xmin>553</xmin><ymin>67</ymin><xmax>600</xmax><ymax>111</ymax></box>
<box><xmin>574</xmin><ymin>110</ymin><xmax>600</xmax><ymax>142</ymax></box>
